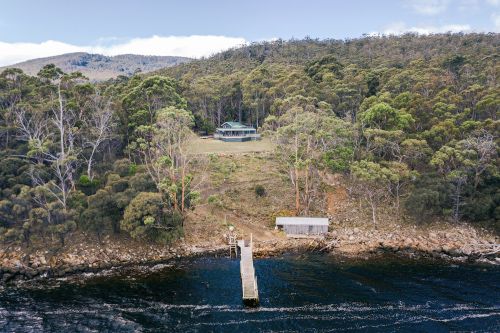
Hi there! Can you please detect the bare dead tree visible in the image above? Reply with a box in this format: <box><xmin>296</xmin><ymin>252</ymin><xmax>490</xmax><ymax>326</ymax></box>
<box><xmin>82</xmin><ymin>93</ymin><xmax>116</xmax><ymax>180</ymax></box>
<box><xmin>462</xmin><ymin>131</ymin><xmax>497</xmax><ymax>190</ymax></box>
<box><xmin>14</xmin><ymin>80</ymin><xmax>79</xmax><ymax>212</ymax></box>
<box><xmin>14</xmin><ymin>107</ymin><xmax>49</xmax><ymax>163</ymax></box>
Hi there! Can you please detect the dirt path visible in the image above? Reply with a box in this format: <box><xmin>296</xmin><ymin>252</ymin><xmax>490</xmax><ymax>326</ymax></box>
<box><xmin>232</xmin><ymin>219</ymin><xmax>282</xmax><ymax>242</ymax></box>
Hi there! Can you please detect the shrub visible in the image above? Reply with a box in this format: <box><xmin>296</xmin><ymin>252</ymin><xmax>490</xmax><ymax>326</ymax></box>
<box><xmin>78</xmin><ymin>175</ymin><xmax>100</xmax><ymax>195</ymax></box>
<box><xmin>113</xmin><ymin>159</ymin><xmax>133</xmax><ymax>177</ymax></box>
<box><xmin>121</xmin><ymin>192</ymin><xmax>182</xmax><ymax>243</ymax></box>
<box><xmin>207</xmin><ymin>194</ymin><xmax>221</xmax><ymax>205</ymax></box>
<box><xmin>254</xmin><ymin>185</ymin><xmax>266</xmax><ymax>197</ymax></box>
<box><xmin>323</xmin><ymin>147</ymin><xmax>354</xmax><ymax>173</ymax></box>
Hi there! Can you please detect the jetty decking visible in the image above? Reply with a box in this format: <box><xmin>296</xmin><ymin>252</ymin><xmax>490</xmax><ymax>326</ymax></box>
<box><xmin>238</xmin><ymin>237</ymin><xmax>259</xmax><ymax>306</ymax></box>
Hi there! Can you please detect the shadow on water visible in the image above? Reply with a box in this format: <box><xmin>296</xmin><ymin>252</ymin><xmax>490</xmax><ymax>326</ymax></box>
<box><xmin>0</xmin><ymin>254</ymin><xmax>499</xmax><ymax>332</ymax></box>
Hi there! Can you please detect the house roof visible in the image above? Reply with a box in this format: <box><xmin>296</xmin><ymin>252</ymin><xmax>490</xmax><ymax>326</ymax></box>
<box><xmin>221</xmin><ymin>121</ymin><xmax>252</xmax><ymax>129</ymax></box>
<box><xmin>217</xmin><ymin>127</ymin><xmax>256</xmax><ymax>131</ymax></box>
<box><xmin>276</xmin><ymin>217</ymin><xmax>329</xmax><ymax>226</ymax></box>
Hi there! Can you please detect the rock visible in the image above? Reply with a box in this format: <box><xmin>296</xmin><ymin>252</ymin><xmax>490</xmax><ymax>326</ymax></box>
<box><xmin>441</xmin><ymin>245</ymin><xmax>451</xmax><ymax>253</ymax></box>
<box><xmin>2</xmin><ymin>259</ymin><xmax>10</xmax><ymax>267</ymax></box>
<box><xmin>25</xmin><ymin>268</ymin><xmax>38</xmax><ymax>279</ymax></box>
<box><xmin>2</xmin><ymin>273</ymin><xmax>13</xmax><ymax>283</ymax></box>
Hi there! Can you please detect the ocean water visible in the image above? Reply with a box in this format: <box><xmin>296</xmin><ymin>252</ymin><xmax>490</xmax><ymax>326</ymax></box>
<box><xmin>0</xmin><ymin>254</ymin><xmax>498</xmax><ymax>332</ymax></box>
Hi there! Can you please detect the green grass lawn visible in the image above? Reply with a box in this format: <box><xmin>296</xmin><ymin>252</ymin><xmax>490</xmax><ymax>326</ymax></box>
<box><xmin>188</xmin><ymin>137</ymin><xmax>274</xmax><ymax>154</ymax></box>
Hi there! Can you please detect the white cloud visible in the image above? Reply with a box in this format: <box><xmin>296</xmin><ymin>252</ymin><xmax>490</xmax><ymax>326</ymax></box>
<box><xmin>0</xmin><ymin>35</ymin><xmax>247</xmax><ymax>67</ymax></box>
<box><xmin>0</xmin><ymin>40</ymin><xmax>86</xmax><ymax>67</ymax></box>
<box><xmin>407</xmin><ymin>0</ymin><xmax>450</xmax><ymax>15</ymax></box>
<box><xmin>486</xmin><ymin>0</ymin><xmax>500</xmax><ymax>6</ymax></box>
<box><xmin>369</xmin><ymin>22</ymin><xmax>472</xmax><ymax>36</ymax></box>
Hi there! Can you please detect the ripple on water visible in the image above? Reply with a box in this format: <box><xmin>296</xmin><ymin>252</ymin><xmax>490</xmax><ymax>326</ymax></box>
<box><xmin>0</xmin><ymin>255</ymin><xmax>499</xmax><ymax>332</ymax></box>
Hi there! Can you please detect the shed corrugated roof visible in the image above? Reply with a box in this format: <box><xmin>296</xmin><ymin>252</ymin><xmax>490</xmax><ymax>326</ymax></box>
<box><xmin>276</xmin><ymin>217</ymin><xmax>329</xmax><ymax>226</ymax></box>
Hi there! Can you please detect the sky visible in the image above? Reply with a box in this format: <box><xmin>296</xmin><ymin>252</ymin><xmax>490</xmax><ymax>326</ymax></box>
<box><xmin>0</xmin><ymin>0</ymin><xmax>499</xmax><ymax>66</ymax></box>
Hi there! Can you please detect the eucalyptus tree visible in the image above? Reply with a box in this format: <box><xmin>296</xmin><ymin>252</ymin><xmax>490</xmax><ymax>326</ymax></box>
<box><xmin>130</xmin><ymin>106</ymin><xmax>196</xmax><ymax>215</ymax></box>
<box><xmin>0</xmin><ymin>68</ymin><xmax>29</xmax><ymax>149</ymax></box>
<box><xmin>121</xmin><ymin>75</ymin><xmax>187</xmax><ymax>143</ymax></box>
<box><xmin>10</xmin><ymin>65</ymin><xmax>90</xmax><ymax>244</ymax></box>
<box><xmin>272</xmin><ymin>95</ymin><xmax>353</xmax><ymax>215</ymax></box>
<box><xmin>17</xmin><ymin>66</ymin><xmax>85</xmax><ymax>212</ymax></box>
<box><xmin>350</xmin><ymin>160</ymin><xmax>398</xmax><ymax>226</ymax></box>
<box><xmin>81</xmin><ymin>92</ymin><xmax>116</xmax><ymax>181</ymax></box>
<box><xmin>431</xmin><ymin>144</ymin><xmax>470</xmax><ymax>222</ymax></box>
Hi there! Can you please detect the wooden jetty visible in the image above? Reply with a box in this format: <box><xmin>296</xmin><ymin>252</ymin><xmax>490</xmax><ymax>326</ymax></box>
<box><xmin>237</xmin><ymin>235</ymin><xmax>259</xmax><ymax>306</ymax></box>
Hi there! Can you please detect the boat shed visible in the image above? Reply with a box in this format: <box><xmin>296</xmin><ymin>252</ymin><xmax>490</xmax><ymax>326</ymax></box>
<box><xmin>275</xmin><ymin>217</ymin><xmax>329</xmax><ymax>236</ymax></box>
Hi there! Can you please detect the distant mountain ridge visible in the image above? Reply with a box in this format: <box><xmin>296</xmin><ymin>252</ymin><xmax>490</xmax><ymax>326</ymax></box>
<box><xmin>1</xmin><ymin>52</ymin><xmax>192</xmax><ymax>80</ymax></box>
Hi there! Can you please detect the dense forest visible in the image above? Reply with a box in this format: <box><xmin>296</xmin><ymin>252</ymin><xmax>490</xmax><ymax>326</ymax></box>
<box><xmin>0</xmin><ymin>33</ymin><xmax>498</xmax><ymax>248</ymax></box>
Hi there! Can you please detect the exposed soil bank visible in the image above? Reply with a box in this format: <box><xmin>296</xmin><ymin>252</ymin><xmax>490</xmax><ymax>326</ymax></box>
<box><xmin>1</xmin><ymin>223</ymin><xmax>498</xmax><ymax>285</ymax></box>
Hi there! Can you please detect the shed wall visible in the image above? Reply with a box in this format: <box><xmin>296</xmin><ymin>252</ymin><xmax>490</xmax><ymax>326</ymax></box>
<box><xmin>282</xmin><ymin>224</ymin><xmax>328</xmax><ymax>235</ymax></box>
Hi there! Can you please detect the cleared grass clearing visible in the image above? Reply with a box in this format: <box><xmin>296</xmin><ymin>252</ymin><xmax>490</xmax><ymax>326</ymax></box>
<box><xmin>188</xmin><ymin>137</ymin><xmax>274</xmax><ymax>154</ymax></box>
<box><xmin>184</xmin><ymin>153</ymin><xmax>294</xmax><ymax>245</ymax></box>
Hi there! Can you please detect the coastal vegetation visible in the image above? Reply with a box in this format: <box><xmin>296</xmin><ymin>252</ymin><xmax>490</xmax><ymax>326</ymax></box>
<box><xmin>0</xmin><ymin>33</ymin><xmax>498</xmax><ymax>256</ymax></box>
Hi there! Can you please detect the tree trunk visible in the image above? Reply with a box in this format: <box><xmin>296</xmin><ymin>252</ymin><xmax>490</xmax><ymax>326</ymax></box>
<box><xmin>217</xmin><ymin>104</ymin><xmax>222</xmax><ymax>127</ymax></box>
<box><xmin>87</xmin><ymin>144</ymin><xmax>98</xmax><ymax>181</ymax></box>
<box><xmin>171</xmin><ymin>171</ymin><xmax>178</xmax><ymax>212</ymax></box>
<box><xmin>181</xmin><ymin>162</ymin><xmax>186</xmax><ymax>213</ymax></box>
<box><xmin>294</xmin><ymin>167</ymin><xmax>300</xmax><ymax>215</ymax></box>
<box><xmin>255</xmin><ymin>106</ymin><xmax>259</xmax><ymax>128</ymax></box>
<box><xmin>304</xmin><ymin>165</ymin><xmax>309</xmax><ymax>216</ymax></box>
<box><xmin>368</xmin><ymin>193</ymin><xmax>377</xmax><ymax>227</ymax></box>
<box><xmin>371</xmin><ymin>204</ymin><xmax>377</xmax><ymax>226</ymax></box>
<box><xmin>58</xmin><ymin>83</ymin><xmax>65</xmax><ymax>158</ymax></box>
<box><xmin>395</xmin><ymin>183</ymin><xmax>400</xmax><ymax>216</ymax></box>
<box><xmin>294</xmin><ymin>114</ymin><xmax>300</xmax><ymax>215</ymax></box>
<box><xmin>304</xmin><ymin>137</ymin><xmax>311</xmax><ymax>215</ymax></box>
<box><xmin>452</xmin><ymin>177</ymin><xmax>466</xmax><ymax>222</ymax></box>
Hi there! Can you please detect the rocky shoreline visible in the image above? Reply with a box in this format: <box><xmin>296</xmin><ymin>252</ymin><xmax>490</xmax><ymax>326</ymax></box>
<box><xmin>1</xmin><ymin>224</ymin><xmax>498</xmax><ymax>285</ymax></box>
<box><xmin>0</xmin><ymin>239</ymin><xmax>229</xmax><ymax>285</ymax></box>
<box><xmin>324</xmin><ymin>224</ymin><xmax>499</xmax><ymax>264</ymax></box>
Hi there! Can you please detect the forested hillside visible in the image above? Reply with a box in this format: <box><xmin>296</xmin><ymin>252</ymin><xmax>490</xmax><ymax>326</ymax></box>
<box><xmin>0</xmin><ymin>33</ymin><xmax>498</xmax><ymax>249</ymax></box>
<box><xmin>2</xmin><ymin>52</ymin><xmax>191</xmax><ymax>81</ymax></box>
<box><xmin>157</xmin><ymin>33</ymin><xmax>498</xmax><ymax>225</ymax></box>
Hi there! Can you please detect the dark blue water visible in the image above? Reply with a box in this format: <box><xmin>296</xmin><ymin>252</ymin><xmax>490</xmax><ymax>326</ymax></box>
<box><xmin>0</xmin><ymin>254</ymin><xmax>499</xmax><ymax>332</ymax></box>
